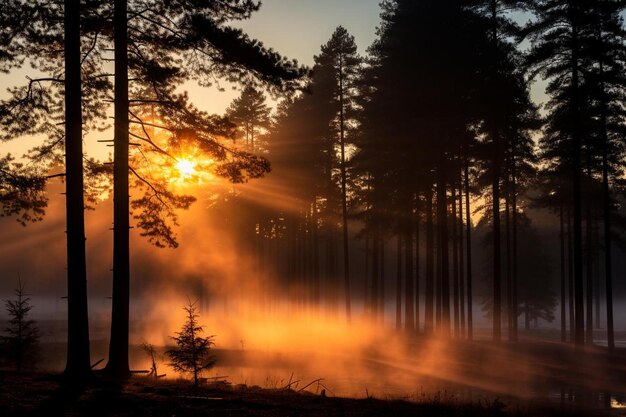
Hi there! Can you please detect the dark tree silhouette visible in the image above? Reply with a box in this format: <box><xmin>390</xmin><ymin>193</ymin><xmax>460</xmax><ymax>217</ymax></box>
<box><xmin>516</xmin><ymin>225</ymin><xmax>557</xmax><ymax>330</ymax></box>
<box><xmin>104</xmin><ymin>0</ymin><xmax>306</xmax><ymax>378</ymax></box>
<box><xmin>316</xmin><ymin>26</ymin><xmax>362</xmax><ymax>323</ymax></box>
<box><xmin>0</xmin><ymin>156</ymin><xmax>47</xmax><ymax>225</ymax></box>
<box><xmin>226</xmin><ymin>85</ymin><xmax>272</xmax><ymax>152</ymax></box>
<box><xmin>64</xmin><ymin>0</ymin><xmax>92</xmax><ymax>379</ymax></box>
<box><xmin>167</xmin><ymin>301</ymin><xmax>216</xmax><ymax>387</ymax></box>
<box><xmin>469</xmin><ymin>0</ymin><xmax>536</xmax><ymax>342</ymax></box>
<box><xmin>108</xmin><ymin>0</ymin><xmax>131</xmax><ymax>379</ymax></box>
<box><xmin>523</xmin><ymin>0</ymin><xmax>594</xmax><ymax>347</ymax></box>
<box><xmin>2</xmin><ymin>277</ymin><xmax>40</xmax><ymax>373</ymax></box>
<box><xmin>585</xmin><ymin>0</ymin><xmax>626</xmax><ymax>352</ymax></box>
<box><xmin>0</xmin><ymin>0</ymin><xmax>113</xmax><ymax>381</ymax></box>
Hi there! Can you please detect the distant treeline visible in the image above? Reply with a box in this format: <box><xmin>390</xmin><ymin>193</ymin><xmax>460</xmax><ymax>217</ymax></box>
<box><xmin>220</xmin><ymin>1</ymin><xmax>626</xmax><ymax>351</ymax></box>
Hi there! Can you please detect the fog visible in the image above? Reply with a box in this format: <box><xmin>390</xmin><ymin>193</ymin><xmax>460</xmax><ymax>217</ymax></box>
<box><xmin>1</xmin><ymin>178</ymin><xmax>625</xmax><ymax>403</ymax></box>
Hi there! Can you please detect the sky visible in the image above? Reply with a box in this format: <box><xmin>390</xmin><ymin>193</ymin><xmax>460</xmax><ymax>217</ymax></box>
<box><xmin>0</xmin><ymin>0</ymin><xmax>383</xmax><ymax>160</ymax></box>
<box><xmin>190</xmin><ymin>0</ymin><xmax>383</xmax><ymax>114</ymax></box>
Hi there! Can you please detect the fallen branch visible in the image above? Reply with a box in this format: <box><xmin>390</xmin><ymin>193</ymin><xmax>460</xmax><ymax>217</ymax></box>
<box><xmin>91</xmin><ymin>358</ymin><xmax>104</xmax><ymax>369</ymax></box>
<box><xmin>177</xmin><ymin>396</ymin><xmax>223</xmax><ymax>401</ymax></box>
<box><xmin>298</xmin><ymin>378</ymin><xmax>325</xmax><ymax>393</ymax></box>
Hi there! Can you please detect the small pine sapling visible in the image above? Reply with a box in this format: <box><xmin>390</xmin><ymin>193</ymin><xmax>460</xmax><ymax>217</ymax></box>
<box><xmin>2</xmin><ymin>276</ymin><xmax>40</xmax><ymax>372</ymax></box>
<box><xmin>166</xmin><ymin>300</ymin><xmax>215</xmax><ymax>386</ymax></box>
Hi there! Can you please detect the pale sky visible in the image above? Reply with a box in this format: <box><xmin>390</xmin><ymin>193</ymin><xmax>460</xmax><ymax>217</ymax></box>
<box><xmin>195</xmin><ymin>0</ymin><xmax>382</xmax><ymax>114</ymax></box>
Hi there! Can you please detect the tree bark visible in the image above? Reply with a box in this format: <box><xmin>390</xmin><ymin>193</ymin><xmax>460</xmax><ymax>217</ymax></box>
<box><xmin>560</xmin><ymin>204</ymin><xmax>567</xmax><ymax>343</ymax></box>
<box><xmin>600</xmin><ymin>73</ymin><xmax>615</xmax><ymax>351</ymax></box>
<box><xmin>404</xmin><ymin>212</ymin><xmax>415</xmax><ymax>333</ymax></box>
<box><xmin>380</xmin><ymin>241</ymin><xmax>385</xmax><ymax>325</ymax></box>
<box><xmin>458</xmin><ymin>181</ymin><xmax>466</xmax><ymax>339</ymax></box>
<box><xmin>396</xmin><ymin>232</ymin><xmax>402</xmax><ymax>330</ymax></box>
<box><xmin>492</xmin><ymin>135</ymin><xmax>502</xmax><ymax>342</ymax></box>
<box><xmin>452</xmin><ymin>184</ymin><xmax>459</xmax><ymax>338</ymax></box>
<box><xmin>425</xmin><ymin>187</ymin><xmax>435</xmax><ymax>335</ymax></box>
<box><xmin>371</xmin><ymin>236</ymin><xmax>379</xmax><ymax>320</ymax></box>
<box><xmin>511</xmin><ymin>146</ymin><xmax>519</xmax><ymax>341</ymax></box>
<box><xmin>64</xmin><ymin>0</ymin><xmax>92</xmax><ymax>380</ymax></box>
<box><xmin>364</xmin><ymin>235</ymin><xmax>369</xmax><ymax>316</ymax></box>
<box><xmin>585</xmin><ymin>170</ymin><xmax>593</xmax><ymax>346</ymax></box>
<box><xmin>338</xmin><ymin>52</ymin><xmax>351</xmax><ymax>324</ymax></box>
<box><xmin>593</xmin><ymin>212</ymin><xmax>600</xmax><ymax>331</ymax></box>
<box><xmin>505</xmin><ymin>164</ymin><xmax>512</xmax><ymax>341</ymax></box>
<box><xmin>437</xmin><ymin>156</ymin><xmax>450</xmax><ymax>336</ymax></box>
<box><xmin>464</xmin><ymin>141</ymin><xmax>473</xmax><ymax>341</ymax></box>
<box><xmin>107</xmin><ymin>0</ymin><xmax>131</xmax><ymax>378</ymax></box>
<box><xmin>414</xmin><ymin>205</ymin><xmax>420</xmax><ymax>334</ymax></box>
<box><xmin>567</xmin><ymin>206</ymin><xmax>575</xmax><ymax>342</ymax></box>
<box><xmin>490</xmin><ymin>0</ymin><xmax>501</xmax><ymax>343</ymax></box>
<box><xmin>571</xmin><ymin>16</ymin><xmax>585</xmax><ymax>348</ymax></box>
<box><xmin>312</xmin><ymin>202</ymin><xmax>320</xmax><ymax>311</ymax></box>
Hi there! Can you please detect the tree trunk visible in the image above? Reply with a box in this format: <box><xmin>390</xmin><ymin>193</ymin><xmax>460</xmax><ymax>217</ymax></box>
<box><xmin>371</xmin><ymin>236</ymin><xmax>379</xmax><ymax>321</ymax></box>
<box><xmin>338</xmin><ymin>53</ymin><xmax>351</xmax><ymax>324</ymax></box>
<box><xmin>567</xmin><ymin>206</ymin><xmax>575</xmax><ymax>343</ymax></box>
<box><xmin>106</xmin><ymin>0</ymin><xmax>131</xmax><ymax>378</ymax></box>
<box><xmin>492</xmin><ymin>134</ymin><xmax>502</xmax><ymax>342</ymax></box>
<box><xmin>404</xmin><ymin>212</ymin><xmax>415</xmax><ymax>334</ymax></box>
<box><xmin>364</xmin><ymin>235</ymin><xmax>369</xmax><ymax>316</ymax></box>
<box><xmin>505</xmin><ymin>165</ymin><xmax>512</xmax><ymax>341</ymax></box>
<box><xmin>585</xmin><ymin>170</ymin><xmax>593</xmax><ymax>346</ymax></box>
<box><xmin>312</xmin><ymin>202</ymin><xmax>320</xmax><ymax>311</ymax></box>
<box><xmin>593</xmin><ymin>212</ymin><xmax>600</xmax><ymax>330</ymax></box>
<box><xmin>380</xmin><ymin>241</ymin><xmax>385</xmax><ymax>325</ymax></box>
<box><xmin>396</xmin><ymin>232</ymin><xmax>402</xmax><ymax>330</ymax></box>
<box><xmin>458</xmin><ymin>181</ymin><xmax>466</xmax><ymax>339</ymax></box>
<box><xmin>437</xmin><ymin>156</ymin><xmax>450</xmax><ymax>336</ymax></box>
<box><xmin>451</xmin><ymin>184</ymin><xmax>459</xmax><ymax>338</ymax></box>
<box><xmin>425</xmin><ymin>187</ymin><xmax>435</xmax><ymax>335</ymax></box>
<box><xmin>524</xmin><ymin>302</ymin><xmax>530</xmax><ymax>331</ymax></box>
<box><xmin>296</xmin><ymin>218</ymin><xmax>303</xmax><ymax>309</ymax></box>
<box><xmin>511</xmin><ymin>147</ymin><xmax>519</xmax><ymax>341</ymax></box>
<box><xmin>64</xmin><ymin>0</ymin><xmax>91</xmax><ymax>380</ymax></box>
<box><xmin>571</xmin><ymin>18</ymin><xmax>585</xmax><ymax>348</ymax></box>
<box><xmin>490</xmin><ymin>0</ymin><xmax>501</xmax><ymax>344</ymax></box>
<box><xmin>414</xmin><ymin>206</ymin><xmax>420</xmax><ymax>334</ymax></box>
<box><xmin>600</xmin><ymin>74</ymin><xmax>615</xmax><ymax>351</ymax></box>
<box><xmin>464</xmin><ymin>142</ymin><xmax>473</xmax><ymax>341</ymax></box>
<box><xmin>325</xmin><ymin>227</ymin><xmax>337</xmax><ymax>315</ymax></box>
<box><xmin>560</xmin><ymin>204</ymin><xmax>567</xmax><ymax>343</ymax></box>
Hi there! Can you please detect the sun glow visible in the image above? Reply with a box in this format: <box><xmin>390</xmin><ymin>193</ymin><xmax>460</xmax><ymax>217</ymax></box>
<box><xmin>176</xmin><ymin>158</ymin><xmax>196</xmax><ymax>178</ymax></box>
<box><xmin>163</xmin><ymin>151</ymin><xmax>217</xmax><ymax>188</ymax></box>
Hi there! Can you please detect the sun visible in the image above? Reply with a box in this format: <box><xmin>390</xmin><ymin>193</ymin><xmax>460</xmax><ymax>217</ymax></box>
<box><xmin>176</xmin><ymin>158</ymin><xmax>196</xmax><ymax>178</ymax></box>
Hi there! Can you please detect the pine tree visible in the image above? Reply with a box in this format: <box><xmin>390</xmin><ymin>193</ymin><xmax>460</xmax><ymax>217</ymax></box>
<box><xmin>523</xmin><ymin>0</ymin><xmax>596</xmax><ymax>347</ymax></box>
<box><xmin>585</xmin><ymin>0</ymin><xmax>626</xmax><ymax>352</ymax></box>
<box><xmin>105</xmin><ymin>0</ymin><xmax>306</xmax><ymax>377</ymax></box>
<box><xmin>166</xmin><ymin>301</ymin><xmax>216</xmax><ymax>387</ymax></box>
<box><xmin>0</xmin><ymin>0</ymin><xmax>117</xmax><ymax>381</ymax></box>
<box><xmin>64</xmin><ymin>0</ymin><xmax>92</xmax><ymax>378</ymax></box>
<box><xmin>2</xmin><ymin>277</ymin><xmax>40</xmax><ymax>373</ymax></box>
<box><xmin>226</xmin><ymin>86</ymin><xmax>272</xmax><ymax>152</ymax></box>
<box><xmin>469</xmin><ymin>0</ymin><xmax>537</xmax><ymax>342</ymax></box>
<box><xmin>0</xmin><ymin>156</ymin><xmax>47</xmax><ymax>225</ymax></box>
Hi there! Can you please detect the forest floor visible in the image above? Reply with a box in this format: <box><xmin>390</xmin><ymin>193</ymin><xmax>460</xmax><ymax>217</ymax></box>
<box><xmin>0</xmin><ymin>372</ymin><xmax>622</xmax><ymax>417</ymax></box>
<box><xmin>1</xmin><ymin>334</ymin><xmax>626</xmax><ymax>416</ymax></box>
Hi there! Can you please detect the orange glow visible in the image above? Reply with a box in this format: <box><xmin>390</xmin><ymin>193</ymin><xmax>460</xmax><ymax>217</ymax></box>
<box><xmin>163</xmin><ymin>150</ymin><xmax>216</xmax><ymax>188</ymax></box>
<box><xmin>176</xmin><ymin>158</ymin><xmax>196</xmax><ymax>178</ymax></box>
